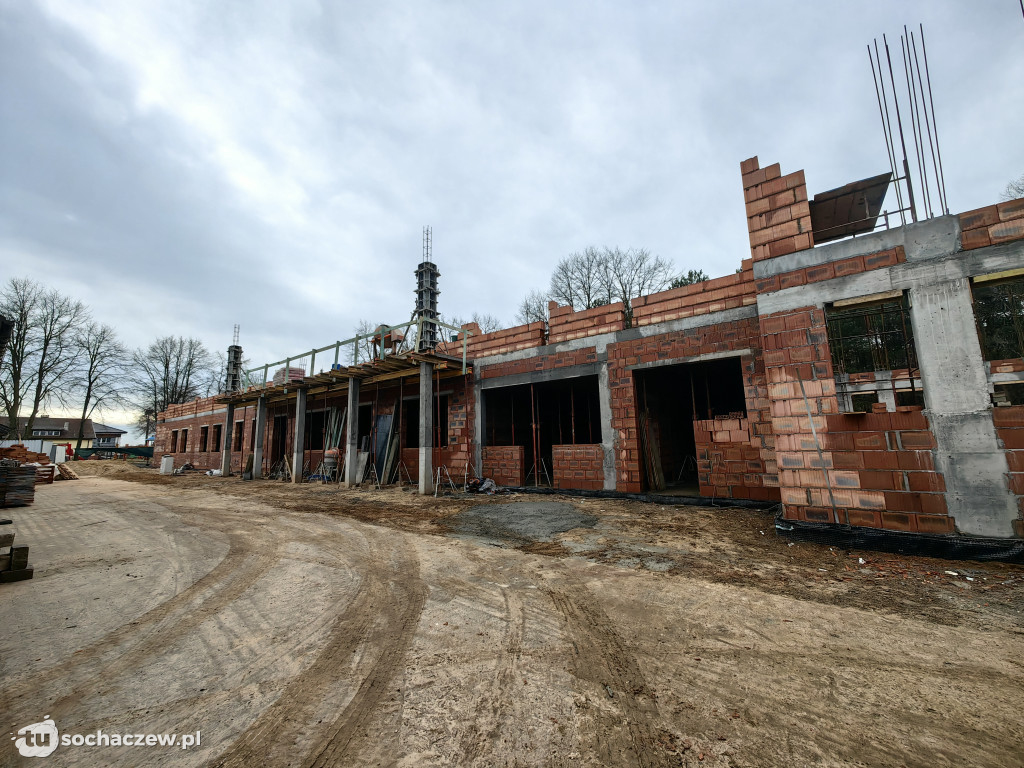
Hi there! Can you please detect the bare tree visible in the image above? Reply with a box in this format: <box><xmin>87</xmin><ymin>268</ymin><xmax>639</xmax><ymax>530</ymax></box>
<box><xmin>602</xmin><ymin>247</ymin><xmax>674</xmax><ymax>325</ymax></box>
<box><xmin>128</xmin><ymin>336</ymin><xmax>216</xmax><ymax>439</ymax></box>
<box><xmin>470</xmin><ymin>313</ymin><xmax>503</xmax><ymax>333</ymax></box>
<box><xmin>550</xmin><ymin>247</ymin><xmax>612</xmax><ymax>310</ymax></box>
<box><xmin>1003</xmin><ymin>173</ymin><xmax>1024</xmax><ymax>202</ymax></box>
<box><xmin>0</xmin><ymin>278</ymin><xmax>88</xmax><ymax>437</ymax></box>
<box><xmin>72</xmin><ymin>322</ymin><xmax>127</xmax><ymax>450</ymax></box>
<box><xmin>515</xmin><ymin>289</ymin><xmax>550</xmax><ymax>326</ymax></box>
<box><xmin>0</xmin><ymin>279</ymin><xmax>41</xmax><ymax>436</ymax></box>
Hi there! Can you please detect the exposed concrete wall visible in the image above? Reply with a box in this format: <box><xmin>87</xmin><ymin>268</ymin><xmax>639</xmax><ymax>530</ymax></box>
<box><xmin>291</xmin><ymin>388</ymin><xmax>306</xmax><ymax>484</ymax></box>
<box><xmin>220</xmin><ymin>403</ymin><xmax>234</xmax><ymax>476</ymax></box>
<box><xmin>419</xmin><ymin>361</ymin><xmax>434</xmax><ymax>494</ymax></box>
<box><xmin>909</xmin><ymin>278</ymin><xmax>1017</xmax><ymax>537</ymax></box>
<box><xmin>597</xmin><ymin>361</ymin><xmax>616</xmax><ymax>491</ymax></box>
<box><xmin>343</xmin><ymin>378</ymin><xmax>360</xmax><ymax>486</ymax></box>
<box><xmin>252</xmin><ymin>396</ymin><xmax>267</xmax><ymax>479</ymax></box>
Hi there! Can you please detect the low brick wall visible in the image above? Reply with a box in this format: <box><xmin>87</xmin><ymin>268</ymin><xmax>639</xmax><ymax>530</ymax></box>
<box><xmin>993</xmin><ymin>407</ymin><xmax>1024</xmax><ymax>536</ymax></box>
<box><xmin>548</xmin><ymin>302</ymin><xmax>625</xmax><ymax>343</ymax></box>
<box><xmin>755</xmin><ymin>247</ymin><xmax>905</xmax><ymax>293</ymax></box>
<box><xmin>551</xmin><ymin>444</ymin><xmax>603</xmax><ymax>490</ymax></box>
<box><xmin>693</xmin><ymin>419</ymin><xmax>776</xmax><ymax>500</ymax></box>
<box><xmin>631</xmin><ymin>268</ymin><xmax>756</xmax><ymax>327</ymax></box>
<box><xmin>482</xmin><ymin>446</ymin><xmax>524</xmax><ymax>487</ymax></box>
<box><xmin>959</xmin><ymin>198</ymin><xmax>1024</xmax><ymax>249</ymax></box>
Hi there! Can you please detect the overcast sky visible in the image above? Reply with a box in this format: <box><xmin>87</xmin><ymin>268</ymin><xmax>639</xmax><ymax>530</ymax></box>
<box><xmin>2</xmin><ymin>1</ymin><xmax>1022</xmax><ymax>435</ymax></box>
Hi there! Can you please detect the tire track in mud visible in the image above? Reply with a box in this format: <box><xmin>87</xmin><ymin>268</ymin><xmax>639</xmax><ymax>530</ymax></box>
<box><xmin>546</xmin><ymin>579</ymin><xmax>679</xmax><ymax>768</ymax></box>
<box><xmin>2</xmin><ymin>514</ymin><xmax>279</xmax><ymax>722</ymax></box>
<box><xmin>208</xmin><ymin>530</ymin><xmax>427</xmax><ymax>768</ymax></box>
<box><xmin>457</xmin><ymin>588</ymin><xmax>526</xmax><ymax>764</ymax></box>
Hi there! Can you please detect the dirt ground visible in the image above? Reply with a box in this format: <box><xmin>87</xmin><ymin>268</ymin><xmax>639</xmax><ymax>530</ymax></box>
<box><xmin>2</xmin><ymin>462</ymin><xmax>1023</xmax><ymax>767</ymax></box>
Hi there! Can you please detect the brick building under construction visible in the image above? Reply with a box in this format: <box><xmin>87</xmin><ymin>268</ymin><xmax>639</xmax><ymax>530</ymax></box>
<box><xmin>155</xmin><ymin>155</ymin><xmax>1024</xmax><ymax>543</ymax></box>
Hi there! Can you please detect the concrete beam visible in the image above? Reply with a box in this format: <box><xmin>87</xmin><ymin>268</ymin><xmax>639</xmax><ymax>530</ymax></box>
<box><xmin>291</xmin><ymin>388</ymin><xmax>306</xmax><ymax>484</ymax></box>
<box><xmin>419</xmin><ymin>361</ymin><xmax>434</xmax><ymax>494</ymax></box>
<box><xmin>344</xmin><ymin>377</ymin><xmax>360</xmax><ymax>487</ymax></box>
<box><xmin>252</xmin><ymin>396</ymin><xmax>267</xmax><ymax>479</ymax></box>
<box><xmin>909</xmin><ymin>278</ymin><xmax>1018</xmax><ymax>537</ymax></box>
<box><xmin>220</xmin><ymin>402</ymin><xmax>234</xmax><ymax>476</ymax></box>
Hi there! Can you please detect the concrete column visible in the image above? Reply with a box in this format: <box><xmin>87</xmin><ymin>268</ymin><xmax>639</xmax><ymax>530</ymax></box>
<box><xmin>598</xmin><ymin>360</ymin><xmax>617</xmax><ymax>491</ymax></box>
<box><xmin>220</xmin><ymin>402</ymin><xmax>235</xmax><ymax>476</ymax></box>
<box><xmin>344</xmin><ymin>377</ymin><xmax>360</xmax><ymax>487</ymax></box>
<box><xmin>291</xmin><ymin>388</ymin><xmax>306</xmax><ymax>484</ymax></box>
<box><xmin>909</xmin><ymin>278</ymin><xmax>1017</xmax><ymax>537</ymax></box>
<box><xmin>419</xmin><ymin>361</ymin><xmax>434</xmax><ymax>494</ymax></box>
<box><xmin>252</xmin><ymin>396</ymin><xmax>267</xmax><ymax>479</ymax></box>
<box><xmin>471</xmin><ymin>370</ymin><xmax>483</xmax><ymax>480</ymax></box>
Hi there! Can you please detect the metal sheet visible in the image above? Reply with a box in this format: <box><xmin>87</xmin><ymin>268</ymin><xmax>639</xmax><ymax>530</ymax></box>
<box><xmin>809</xmin><ymin>171</ymin><xmax>892</xmax><ymax>244</ymax></box>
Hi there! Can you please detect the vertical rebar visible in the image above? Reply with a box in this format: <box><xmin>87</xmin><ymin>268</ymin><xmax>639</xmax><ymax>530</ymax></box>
<box><xmin>884</xmin><ymin>35</ymin><xmax>917</xmax><ymax>222</ymax></box>
<box><xmin>910</xmin><ymin>30</ymin><xmax>942</xmax><ymax>216</ymax></box>
<box><xmin>901</xmin><ymin>33</ymin><xmax>930</xmax><ymax>218</ymax></box>
<box><xmin>869</xmin><ymin>43</ymin><xmax>905</xmax><ymax>222</ymax></box>
<box><xmin>919</xmin><ymin>24</ymin><xmax>949</xmax><ymax>214</ymax></box>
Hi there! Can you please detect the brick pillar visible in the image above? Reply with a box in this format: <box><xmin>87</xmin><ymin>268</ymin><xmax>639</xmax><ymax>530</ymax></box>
<box><xmin>741</xmin><ymin>156</ymin><xmax>813</xmax><ymax>262</ymax></box>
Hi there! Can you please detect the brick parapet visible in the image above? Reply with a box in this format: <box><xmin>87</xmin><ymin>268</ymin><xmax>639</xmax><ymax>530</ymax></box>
<box><xmin>741</xmin><ymin>157</ymin><xmax>814</xmax><ymax>261</ymax></box>
<box><xmin>959</xmin><ymin>198</ymin><xmax>1024</xmax><ymax>250</ymax></box>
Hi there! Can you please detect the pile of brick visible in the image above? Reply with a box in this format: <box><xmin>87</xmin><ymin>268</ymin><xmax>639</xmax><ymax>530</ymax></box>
<box><xmin>0</xmin><ymin>444</ymin><xmax>50</xmax><ymax>465</ymax></box>
<box><xmin>959</xmin><ymin>198</ymin><xmax>1024</xmax><ymax>250</ymax></box>
<box><xmin>0</xmin><ymin>519</ymin><xmax>33</xmax><ymax>583</ymax></box>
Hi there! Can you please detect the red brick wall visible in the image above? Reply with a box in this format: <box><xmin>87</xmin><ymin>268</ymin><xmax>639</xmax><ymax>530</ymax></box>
<box><xmin>631</xmin><ymin>264</ymin><xmax>756</xmax><ymax>327</ymax></box>
<box><xmin>479</xmin><ymin>347</ymin><xmax>598</xmax><ymax>380</ymax></box>
<box><xmin>959</xmin><ymin>199</ymin><xmax>1024</xmax><ymax>249</ymax></box>
<box><xmin>551</xmin><ymin>444</ymin><xmax>603</xmax><ymax>490</ymax></box>
<box><xmin>822</xmin><ymin>409</ymin><xmax>950</xmax><ymax>533</ymax></box>
<box><xmin>693</xmin><ymin>418</ymin><xmax>775</xmax><ymax>500</ymax></box>
<box><xmin>607</xmin><ymin>317</ymin><xmax>766</xmax><ymax>494</ymax></box>
<box><xmin>154</xmin><ymin>396</ymin><xmax>244</xmax><ymax>472</ymax></box>
<box><xmin>548</xmin><ymin>302</ymin><xmax>625</xmax><ymax>343</ymax></box>
<box><xmin>439</xmin><ymin>321</ymin><xmax>546</xmax><ymax>358</ymax></box>
<box><xmin>742</xmin><ymin>157</ymin><xmax>813</xmax><ymax>261</ymax></box>
<box><xmin>993</xmin><ymin>407</ymin><xmax>1024</xmax><ymax>536</ymax></box>
<box><xmin>482</xmin><ymin>445</ymin><xmax>524</xmax><ymax>487</ymax></box>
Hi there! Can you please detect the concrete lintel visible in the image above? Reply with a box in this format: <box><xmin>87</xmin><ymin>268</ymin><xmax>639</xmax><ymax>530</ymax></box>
<box><xmin>252</xmin><ymin>396</ymin><xmax>267</xmax><ymax>479</ymax></box>
<box><xmin>625</xmin><ymin>347</ymin><xmax>754</xmax><ymax>372</ymax></box>
<box><xmin>220</xmin><ymin>402</ymin><xmax>235</xmax><ymax>476</ymax></box>
<box><xmin>419</xmin><ymin>361</ymin><xmax>434</xmax><ymax>494</ymax></box>
<box><xmin>755</xmin><ymin>233</ymin><xmax>1024</xmax><ymax>316</ymax></box>
<box><xmin>752</xmin><ymin>216</ymin><xmax>959</xmax><ymax>279</ymax></box>
<box><xmin>479</xmin><ymin>362</ymin><xmax>601</xmax><ymax>390</ymax></box>
<box><xmin>291</xmin><ymin>388</ymin><xmax>306</xmax><ymax>484</ymax></box>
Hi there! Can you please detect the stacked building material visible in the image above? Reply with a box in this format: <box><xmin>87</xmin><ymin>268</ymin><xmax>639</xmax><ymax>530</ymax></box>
<box><xmin>0</xmin><ymin>444</ymin><xmax>51</xmax><ymax>464</ymax></box>
<box><xmin>0</xmin><ymin>466</ymin><xmax>37</xmax><ymax>507</ymax></box>
<box><xmin>0</xmin><ymin>520</ymin><xmax>33</xmax><ymax>582</ymax></box>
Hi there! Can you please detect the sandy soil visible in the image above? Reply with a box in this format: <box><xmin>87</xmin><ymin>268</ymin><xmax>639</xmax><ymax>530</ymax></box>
<box><xmin>1</xmin><ymin>462</ymin><xmax>1023</xmax><ymax>767</ymax></box>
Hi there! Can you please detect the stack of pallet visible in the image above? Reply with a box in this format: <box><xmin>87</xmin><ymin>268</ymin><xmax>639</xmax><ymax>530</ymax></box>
<box><xmin>0</xmin><ymin>520</ymin><xmax>32</xmax><ymax>582</ymax></box>
<box><xmin>0</xmin><ymin>466</ymin><xmax>36</xmax><ymax>507</ymax></box>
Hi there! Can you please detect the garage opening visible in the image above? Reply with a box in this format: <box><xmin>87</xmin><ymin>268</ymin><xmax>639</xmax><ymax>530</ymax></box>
<box><xmin>483</xmin><ymin>375</ymin><xmax>602</xmax><ymax>486</ymax></box>
<box><xmin>633</xmin><ymin>357</ymin><xmax>747</xmax><ymax>493</ymax></box>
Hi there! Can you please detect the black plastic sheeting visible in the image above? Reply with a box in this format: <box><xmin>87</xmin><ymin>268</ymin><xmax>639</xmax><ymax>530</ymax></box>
<box><xmin>776</xmin><ymin>519</ymin><xmax>1024</xmax><ymax>564</ymax></box>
